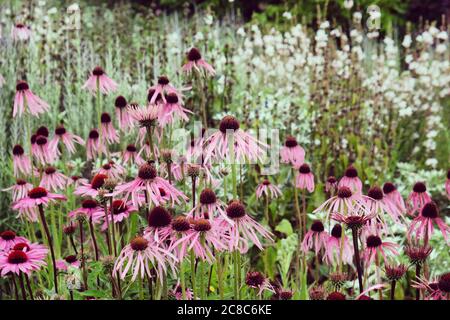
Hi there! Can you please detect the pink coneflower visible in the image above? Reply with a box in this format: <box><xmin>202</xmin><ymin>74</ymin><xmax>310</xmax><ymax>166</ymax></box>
<box><xmin>56</xmin><ymin>255</ymin><xmax>80</xmax><ymax>271</ymax></box>
<box><xmin>32</xmin><ymin>134</ymin><xmax>55</xmax><ymax>164</ymax></box>
<box><xmin>245</xmin><ymin>271</ymin><xmax>275</xmax><ymax>297</ymax></box>
<box><xmin>114</xmin><ymin>162</ymin><xmax>187</xmax><ymax>208</ymax></box>
<box><xmin>365</xmin><ymin>186</ymin><xmax>404</xmax><ymax>225</ymax></box>
<box><xmin>13</xmin><ymin>81</ymin><xmax>49</xmax><ymax>118</ymax></box>
<box><xmin>280</xmin><ymin>136</ymin><xmax>305</xmax><ymax>167</ymax></box>
<box><xmin>12</xmin><ymin>144</ymin><xmax>32</xmax><ymax>177</ymax></box>
<box><xmin>0</xmin><ymin>231</ymin><xmax>27</xmax><ymax>252</ymax></box>
<box><xmin>114</xmin><ymin>96</ymin><xmax>134</xmax><ymax>130</ymax></box>
<box><xmin>67</xmin><ymin>175</ymin><xmax>89</xmax><ymax>189</ymax></box>
<box><xmin>12</xmin><ymin>187</ymin><xmax>66</xmax><ymax>222</ymax></box>
<box><xmin>148</xmin><ymin>75</ymin><xmax>180</xmax><ymax>105</ymax></box>
<box><xmin>325</xmin><ymin>176</ymin><xmax>338</xmax><ymax>194</ymax></box>
<box><xmin>407</xmin><ymin>182</ymin><xmax>432</xmax><ymax>216</ymax></box>
<box><xmin>188</xmin><ymin>188</ymin><xmax>227</xmax><ymax>221</ymax></box>
<box><xmin>412</xmin><ymin>275</ymin><xmax>449</xmax><ymax>300</ymax></box>
<box><xmin>382</xmin><ymin>182</ymin><xmax>406</xmax><ymax>217</ymax></box>
<box><xmin>338</xmin><ymin>165</ymin><xmax>363</xmax><ymax>193</ymax></box>
<box><xmin>74</xmin><ymin>173</ymin><xmax>108</xmax><ymax>198</ymax></box>
<box><xmin>3</xmin><ymin>179</ymin><xmax>33</xmax><ymax>201</ymax></box>
<box><xmin>323</xmin><ymin>224</ymin><xmax>353</xmax><ymax>266</ymax></box>
<box><xmin>407</xmin><ymin>201</ymin><xmax>449</xmax><ymax>243</ymax></box>
<box><xmin>221</xmin><ymin>200</ymin><xmax>273</xmax><ymax>253</ymax></box>
<box><xmin>256</xmin><ymin>179</ymin><xmax>282</xmax><ymax>199</ymax></box>
<box><xmin>0</xmin><ymin>246</ymin><xmax>47</xmax><ymax>276</ymax></box>
<box><xmin>113</xmin><ymin>236</ymin><xmax>177</xmax><ymax>283</ymax></box>
<box><xmin>100</xmin><ymin>112</ymin><xmax>119</xmax><ymax>144</ymax></box>
<box><xmin>95</xmin><ymin>161</ymin><xmax>126</xmax><ymax>180</ymax></box>
<box><xmin>49</xmin><ymin>125</ymin><xmax>84</xmax><ymax>156</ymax></box>
<box><xmin>170</xmin><ymin>282</ymin><xmax>194</xmax><ymax>300</ymax></box>
<box><xmin>82</xmin><ymin>66</ymin><xmax>117</xmax><ymax>95</ymax></box>
<box><xmin>11</xmin><ymin>23</ymin><xmax>31</xmax><ymax>41</ymax></box>
<box><xmin>182</xmin><ymin>47</ymin><xmax>216</xmax><ymax>76</ymax></box>
<box><xmin>170</xmin><ymin>218</ymin><xmax>228</xmax><ymax>264</ymax></box>
<box><xmin>12</xmin><ymin>242</ymin><xmax>48</xmax><ymax>261</ymax></box>
<box><xmin>86</xmin><ymin>129</ymin><xmax>105</xmax><ymax>160</ymax></box>
<box><xmin>158</xmin><ymin>92</ymin><xmax>192</xmax><ymax>126</ymax></box>
<box><xmin>169</xmin><ymin>216</ymin><xmax>194</xmax><ymax>260</ymax></box>
<box><xmin>446</xmin><ymin>170</ymin><xmax>450</xmax><ymax>199</ymax></box>
<box><xmin>296</xmin><ymin>163</ymin><xmax>315</xmax><ymax>193</ymax></box>
<box><xmin>144</xmin><ymin>206</ymin><xmax>173</xmax><ymax>243</ymax></box>
<box><xmin>68</xmin><ymin>199</ymin><xmax>104</xmax><ymax>224</ymax></box>
<box><xmin>127</xmin><ymin>104</ymin><xmax>159</xmax><ymax>129</ymax></box>
<box><xmin>204</xmin><ymin>115</ymin><xmax>267</xmax><ymax>163</ymax></box>
<box><xmin>363</xmin><ymin>234</ymin><xmax>399</xmax><ymax>265</ymax></box>
<box><xmin>122</xmin><ymin>144</ymin><xmax>144</xmax><ymax>166</ymax></box>
<box><xmin>314</xmin><ymin>186</ymin><xmax>368</xmax><ymax>222</ymax></box>
<box><xmin>39</xmin><ymin>166</ymin><xmax>68</xmax><ymax>192</ymax></box>
<box><xmin>101</xmin><ymin>200</ymin><xmax>136</xmax><ymax>230</ymax></box>
<box><xmin>301</xmin><ymin>220</ymin><xmax>329</xmax><ymax>255</ymax></box>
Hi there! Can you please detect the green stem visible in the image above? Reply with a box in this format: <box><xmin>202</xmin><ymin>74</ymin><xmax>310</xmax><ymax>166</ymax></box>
<box><xmin>190</xmin><ymin>250</ymin><xmax>197</xmax><ymax>300</ymax></box>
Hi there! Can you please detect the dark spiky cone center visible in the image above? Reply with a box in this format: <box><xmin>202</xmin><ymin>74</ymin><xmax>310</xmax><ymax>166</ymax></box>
<box><xmin>126</xmin><ymin>144</ymin><xmax>137</xmax><ymax>152</ymax></box>
<box><xmin>102</xmin><ymin>163</ymin><xmax>111</xmax><ymax>170</ymax></box>
<box><xmin>30</xmin><ymin>134</ymin><xmax>37</xmax><ymax>144</ymax></box>
<box><xmin>193</xmin><ymin>219</ymin><xmax>211</xmax><ymax>232</ymax></box>
<box><xmin>405</xmin><ymin>246</ymin><xmax>432</xmax><ymax>264</ymax></box>
<box><xmin>200</xmin><ymin>188</ymin><xmax>217</xmax><ymax>205</ymax></box>
<box><xmin>383</xmin><ymin>182</ymin><xmax>396</xmax><ymax>194</ymax></box>
<box><xmin>438</xmin><ymin>273</ymin><xmax>450</xmax><ymax>293</ymax></box>
<box><xmin>299</xmin><ymin>164</ymin><xmax>311</xmax><ymax>174</ymax></box>
<box><xmin>357</xmin><ymin>295</ymin><xmax>371</xmax><ymax>300</ymax></box>
<box><xmin>65</xmin><ymin>255</ymin><xmax>77</xmax><ymax>264</ymax></box>
<box><xmin>90</xmin><ymin>174</ymin><xmax>107</xmax><ymax>189</ymax></box>
<box><xmin>55</xmin><ymin>125</ymin><xmax>66</xmax><ymax>136</ymax></box>
<box><xmin>12</xmin><ymin>144</ymin><xmax>25</xmax><ymax>156</ymax></box>
<box><xmin>326</xmin><ymin>291</ymin><xmax>346</xmax><ymax>300</ymax></box>
<box><xmin>138</xmin><ymin>163</ymin><xmax>157</xmax><ymax>180</ymax></box>
<box><xmin>16</xmin><ymin>81</ymin><xmax>29</xmax><ymax>91</ymax></box>
<box><xmin>311</xmin><ymin>220</ymin><xmax>324</xmax><ymax>232</ymax></box>
<box><xmin>147</xmin><ymin>89</ymin><xmax>162</xmax><ymax>103</ymax></box>
<box><xmin>413</xmin><ymin>182</ymin><xmax>427</xmax><ymax>193</ymax></box>
<box><xmin>36</xmin><ymin>135</ymin><xmax>47</xmax><ymax>146</ymax></box>
<box><xmin>71</xmin><ymin>176</ymin><xmax>80</xmax><ymax>182</ymax></box>
<box><xmin>279</xmin><ymin>291</ymin><xmax>293</xmax><ymax>300</ymax></box>
<box><xmin>100</xmin><ymin>112</ymin><xmax>112</xmax><ymax>124</ymax></box>
<box><xmin>337</xmin><ymin>186</ymin><xmax>352</xmax><ymax>198</ymax></box>
<box><xmin>226</xmin><ymin>201</ymin><xmax>246</xmax><ymax>219</ymax></box>
<box><xmin>44</xmin><ymin>166</ymin><xmax>56</xmax><ymax>175</ymax></box>
<box><xmin>89</xmin><ymin>129</ymin><xmax>99</xmax><ymax>140</ymax></box>
<box><xmin>219</xmin><ymin>116</ymin><xmax>240</xmax><ymax>133</ymax></box>
<box><xmin>148</xmin><ymin>206</ymin><xmax>172</xmax><ymax>228</ymax></box>
<box><xmin>36</xmin><ymin>126</ymin><xmax>49</xmax><ymax>137</ymax></box>
<box><xmin>112</xmin><ymin>200</ymin><xmax>127</xmax><ymax>214</ymax></box>
<box><xmin>368</xmin><ymin>187</ymin><xmax>383</xmax><ymax>200</ymax></box>
<box><xmin>82</xmin><ymin>199</ymin><xmax>98</xmax><ymax>209</ymax></box>
<box><xmin>1</xmin><ymin>230</ymin><xmax>16</xmax><ymax>240</ymax></box>
<box><xmin>28</xmin><ymin>187</ymin><xmax>48</xmax><ymax>199</ymax></box>
<box><xmin>245</xmin><ymin>272</ymin><xmax>265</xmax><ymax>287</ymax></box>
<box><xmin>331</xmin><ymin>224</ymin><xmax>342</xmax><ymax>238</ymax></box>
<box><xmin>385</xmin><ymin>264</ymin><xmax>406</xmax><ymax>281</ymax></box>
<box><xmin>187</xmin><ymin>47</ymin><xmax>202</xmax><ymax>61</ymax></box>
<box><xmin>447</xmin><ymin>169</ymin><xmax>450</xmax><ymax>180</ymax></box>
<box><xmin>13</xmin><ymin>242</ymin><xmax>30</xmax><ymax>251</ymax></box>
<box><xmin>344</xmin><ymin>165</ymin><xmax>358</xmax><ymax>178</ymax></box>
<box><xmin>327</xmin><ymin>176</ymin><xmax>337</xmax><ymax>184</ymax></box>
<box><xmin>284</xmin><ymin>136</ymin><xmax>298</xmax><ymax>147</ymax></box>
<box><xmin>115</xmin><ymin>96</ymin><xmax>127</xmax><ymax>109</ymax></box>
<box><xmin>262</xmin><ymin>179</ymin><xmax>271</xmax><ymax>186</ymax></box>
<box><xmin>171</xmin><ymin>216</ymin><xmax>191</xmax><ymax>232</ymax></box>
<box><xmin>16</xmin><ymin>179</ymin><xmax>27</xmax><ymax>186</ymax></box>
<box><xmin>421</xmin><ymin>202</ymin><xmax>438</xmax><ymax>219</ymax></box>
<box><xmin>158</xmin><ymin>188</ymin><xmax>166</xmax><ymax>197</ymax></box>
<box><xmin>158</xmin><ymin>76</ymin><xmax>170</xmax><ymax>85</ymax></box>
<box><xmin>366</xmin><ymin>235</ymin><xmax>382</xmax><ymax>248</ymax></box>
<box><xmin>165</xmin><ymin>92</ymin><xmax>179</xmax><ymax>104</ymax></box>
<box><xmin>8</xmin><ymin>251</ymin><xmax>28</xmax><ymax>264</ymax></box>
<box><xmin>92</xmin><ymin>66</ymin><xmax>104</xmax><ymax>76</ymax></box>
<box><xmin>63</xmin><ymin>225</ymin><xmax>76</xmax><ymax>235</ymax></box>
<box><xmin>130</xmin><ymin>237</ymin><xmax>148</xmax><ymax>251</ymax></box>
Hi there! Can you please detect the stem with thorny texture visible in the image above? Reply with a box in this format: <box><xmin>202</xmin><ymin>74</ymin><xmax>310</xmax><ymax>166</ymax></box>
<box><xmin>38</xmin><ymin>204</ymin><xmax>58</xmax><ymax>293</ymax></box>
<box><xmin>351</xmin><ymin>226</ymin><xmax>364</xmax><ymax>294</ymax></box>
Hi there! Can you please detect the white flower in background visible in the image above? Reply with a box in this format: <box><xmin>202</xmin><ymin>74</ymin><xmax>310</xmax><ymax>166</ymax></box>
<box><xmin>330</xmin><ymin>29</ymin><xmax>341</xmax><ymax>37</ymax></box>
<box><xmin>437</xmin><ymin>31</ymin><xmax>448</xmax><ymax>40</ymax></box>
<box><xmin>282</xmin><ymin>12</ymin><xmax>292</xmax><ymax>20</ymax></box>
<box><xmin>402</xmin><ymin>34</ymin><xmax>412</xmax><ymax>48</ymax></box>
<box><xmin>47</xmin><ymin>7</ymin><xmax>58</xmax><ymax>15</ymax></box>
<box><xmin>237</xmin><ymin>27</ymin><xmax>245</xmax><ymax>37</ymax></box>
<box><xmin>204</xmin><ymin>14</ymin><xmax>213</xmax><ymax>25</ymax></box>
<box><xmin>319</xmin><ymin>21</ymin><xmax>330</xmax><ymax>29</ymax></box>
<box><xmin>436</xmin><ymin>43</ymin><xmax>447</xmax><ymax>54</ymax></box>
<box><xmin>421</xmin><ymin>32</ymin><xmax>433</xmax><ymax>45</ymax></box>
<box><xmin>425</xmin><ymin>158</ymin><xmax>438</xmax><ymax>168</ymax></box>
<box><xmin>344</xmin><ymin>0</ymin><xmax>354</xmax><ymax>9</ymax></box>
<box><xmin>67</xmin><ymin>3</ymin><xmax>80</xmax><ymax>13</ymax></box>
<box><xmin>353</xmin><ymin>12</ymin><xmax>362</xmax><ymax>23</ymax></box>
<box><xmin>194</xmin><ymin>31</ymin><xmax>204</xmax><ymax>42</ymax></box>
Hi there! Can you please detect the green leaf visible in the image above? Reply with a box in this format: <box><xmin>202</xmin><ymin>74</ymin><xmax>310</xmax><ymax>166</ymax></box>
<box><xmin>275</xmin><ymin>219</ymin><xmax>293</xmax><ymax>236</ymax></box>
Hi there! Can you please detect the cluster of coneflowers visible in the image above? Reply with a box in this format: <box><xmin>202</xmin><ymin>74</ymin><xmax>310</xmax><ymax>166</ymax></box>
<box><xmin>1</xmin><ymin>4</ymin><xmax>449</xmax><ymax>301</ymax></box>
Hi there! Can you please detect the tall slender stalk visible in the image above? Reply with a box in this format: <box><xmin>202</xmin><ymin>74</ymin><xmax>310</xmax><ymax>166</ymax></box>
<box><xmin>38</xmin><ymin>204</ymin><xmax>58</xmax><ymax>293</ymax></box>
<box><xmin>79</xmin><ymin>219</ymin><xmax>88</xmax><ymax>290</ymax></box>
<box><xmin>415</xmin><ymin>264</ymin><xmax>421</xmax><ymax>300</ymax></box>
<box><xmin>351</xmin><ymin>226</ymin><xmax>364</xmax><ymax>293</ymax></box>
<box><xmin>18</xmin><ymin>273</ymin><xmax>27</xmax><ymax>300</ymax></box>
